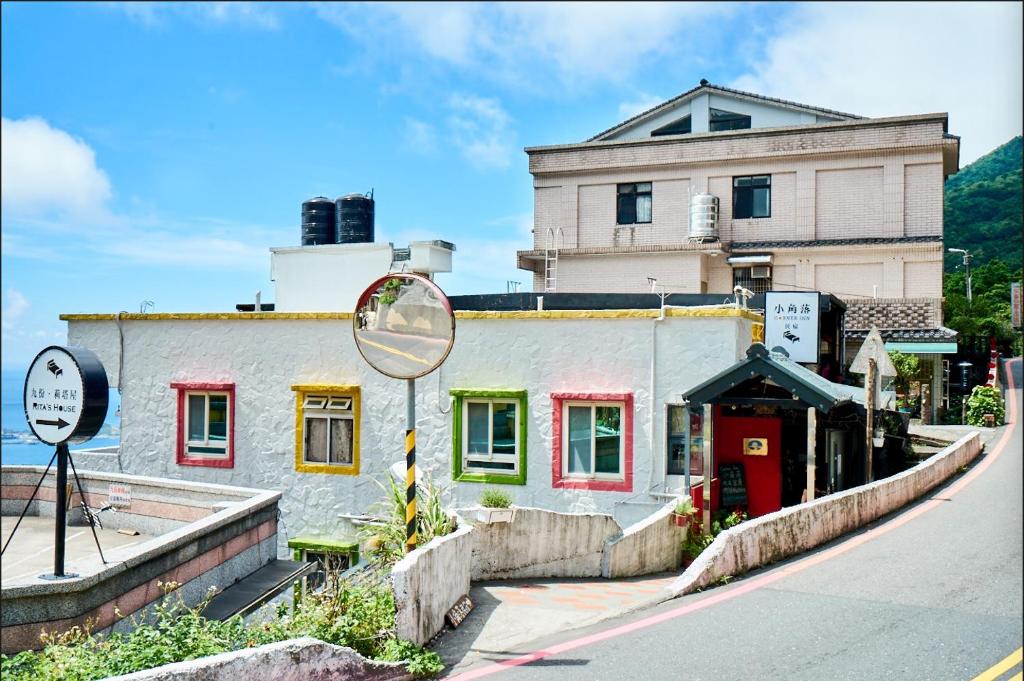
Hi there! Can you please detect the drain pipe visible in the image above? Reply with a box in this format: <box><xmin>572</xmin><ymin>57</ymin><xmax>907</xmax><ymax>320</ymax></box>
<box><xmin>646</xmin><ymin>294</ymin><xmax>668</xmax><ymax>496</ymax></box>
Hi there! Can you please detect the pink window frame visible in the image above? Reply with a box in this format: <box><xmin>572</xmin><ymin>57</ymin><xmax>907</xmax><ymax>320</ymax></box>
<box><xmin>551</xmin><ymin>392</ymin><xmax>633</xmax><ymax>492</ymax></box>
<box><xmin>172</xmin><ymin>382</ymin><xmax>235</xmax><ymax>469</ymax></box>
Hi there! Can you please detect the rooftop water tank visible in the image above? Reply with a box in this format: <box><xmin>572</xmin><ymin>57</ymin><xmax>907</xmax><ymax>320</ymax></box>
<box><xmin>301</xmin><ymin>196</ymin><xmax>336</xmax><ymax>246</ymax></box>
<box><xmin>336</xmin><ymin>192</ymin><xmax>375</xmax><ymax>244</ymax></box>
<box><xmin>689</xmin><ymin>193</ymin><xmax>719</xmax><ymax>242</ymax></box>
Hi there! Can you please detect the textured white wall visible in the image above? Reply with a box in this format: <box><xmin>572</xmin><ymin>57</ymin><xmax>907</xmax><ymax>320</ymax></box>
<box><xmin>67</xmin><ymin>313</ymin><xmax>753</xmax><ymax>553</ymax></box>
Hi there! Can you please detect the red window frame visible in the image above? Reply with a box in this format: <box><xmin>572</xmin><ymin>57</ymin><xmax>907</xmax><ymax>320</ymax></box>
<box><xmin>551</xmin><ymin>392</ymin><xmax>633</xmax><ymax>492</ymax></box>
<box><xmin>172</xmin><ymin>382</ymin><xmax>235</xmax><ymax>468</ymax></box>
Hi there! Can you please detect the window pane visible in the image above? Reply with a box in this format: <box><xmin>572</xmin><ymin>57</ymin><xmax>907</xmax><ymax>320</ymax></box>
<box><xmin>752</xmin><ymin>187</ymin><xmax>770</xmax><ymax>217</ymax></box>
<box><xmin>330</xmin><ymin>419</ymin><xmax>353</xmax><ymax>464</ymax></box>
<box><xmin>567</xmin><ymin>406</ymin><xmax>592</xmax><ymax>474</ymax></box>
<box><xmin>636</xmin><ymin>194</ymin><xmax>652</xmax><ymax>223</ymax></box>
<box><xmin>208</xmin><ymin>395</ymin><xmax>227</xmax><ymax>442</ymax></box>
<box><xmin>492</xmin><ymin>403</ymin><xmax>516</xmax><ymax>455</ymax></box>
<box><xmin>668</xmin><ymin>405</ymin><xmax>686</xmax><ymax>435</ymax></box>
<box><xmin>187</xmin><ymin>395</ymin><xmax>206</xmax><ymax>441</ymax></box>
<box><xmin>734</xmin><ymin>188</ymin><xmax>753</xmax><ymax>219</ymax></box>
<box><xmin>467</xmin><ymin>459</ymin><xmax>516</xmax><ymax>471</ymax></box>
<box><xmin>467</xmin><ymin>403</ymin><xmax>490</xmax><ymax>455</ymax></box>
<box><xmin>617</xmin><ymin>193</ymin><xmax>636</xmax><ymax>224</ymax></box>
<box><xmin>635</xmin><ymin>183</ymin><xmax>652</xmax><ymax>193</ymax></box>
<box><xmin>305</xmin><ymin>418</ymin><xmax>328</xmax><ymax>463</ymax></box>
<box><xmin>594</xmin><ymin>406</ymin><xmax>621</xmax><ymax>474</ymax></box>
<box><xmin>667</xmin><ymin>436</ymin><xmax>687</xmax><ymax>476</ymax></box>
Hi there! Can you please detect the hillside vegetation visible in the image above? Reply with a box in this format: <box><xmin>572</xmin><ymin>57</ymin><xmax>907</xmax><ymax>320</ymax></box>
<box><xmin>944</xmin><ymin>136</ymin><xmax>1022</xmax><ymax>271</ymax></box>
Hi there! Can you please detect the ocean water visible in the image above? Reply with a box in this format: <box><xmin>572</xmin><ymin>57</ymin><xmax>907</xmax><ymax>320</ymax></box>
<box><xmin>1</xmin><ymin>370</ymin><xmax>121</xmax><ymax>466</ymax></box>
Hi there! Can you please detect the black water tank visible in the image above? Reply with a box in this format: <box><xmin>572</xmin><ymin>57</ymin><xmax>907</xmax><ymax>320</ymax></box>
<box><xmin>336</xmin><ymin>193</ymin><xmax>374</xmax><ymax>244</ymax></box>
<box><xmin>301</xmin><ymin>196</ymin><xmax>336</xmax><ymax>246</ymax></box>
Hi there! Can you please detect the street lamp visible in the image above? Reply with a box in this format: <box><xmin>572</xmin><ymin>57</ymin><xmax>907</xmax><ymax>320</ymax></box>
<box><xmin>948</xmin><ymin>248</ymin><xmax>972</xmax><ymax>302</ymax></box>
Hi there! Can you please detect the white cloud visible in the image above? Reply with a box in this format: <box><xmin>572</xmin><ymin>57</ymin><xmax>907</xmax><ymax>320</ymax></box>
<box><xmin>403</xmin><ymin>118</ymin><xmax>438</xmax><ymax>156</ymax></box>
<box><xmin>1</xmin><ymin>117</ymin><xmax>114</xmax><ymax>220</ymax></box>
<box><xmin>730</xmin><ymin>2</ymin><xmax>1023</xmax><ymax>163</ymax></box>
<box><xmin>107</xmin><ymin>2</ymin><xmax>280</xmax><ymax>29</ymax></box>
<box><xmin>316</xmin><ymin>3</ymin><xmax>733</xmax><ymax>91</ymax></box>
<box><xmin>618</xmin><ymin>94</ymin><xmax>666</xmax><ymax>120</ymax></box>
<box><xmin>1</xmin><ymin>289</ymin><xmax>30</xmax><ymax>332</ymax></box>
<box><xmin>99</xmin><ymin>232</ymin><xmax>270</xmax><ymax>271</ymax></box>
<box><xmin>447</xmin><ymin>94</ymin><xmax>515</xmax><ymax>170</ymax></box>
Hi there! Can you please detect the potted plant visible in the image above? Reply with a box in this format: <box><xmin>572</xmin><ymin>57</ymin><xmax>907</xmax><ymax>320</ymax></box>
<box><xmin>476</xmin><ymin>488</ymin><xmax>514</xmax><ymax>523</ymax></box>
<box><xmin>671</xmin><ymin>498</ymin><xmax>697</xmax><ymax>528</ymax></box>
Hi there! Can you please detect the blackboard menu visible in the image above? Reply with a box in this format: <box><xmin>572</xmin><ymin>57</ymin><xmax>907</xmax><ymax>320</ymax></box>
<box><xmin>719</xmin><ymin>462</ymin><xmax>748</xmax><ymax>508</ymax></box>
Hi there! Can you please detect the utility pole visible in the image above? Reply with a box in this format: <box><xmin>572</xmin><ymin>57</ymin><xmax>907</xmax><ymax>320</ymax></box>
<box><xmin>948</xmin><ymin>248</ymin><xmax>972</xmax><ymax>303</ymax></box>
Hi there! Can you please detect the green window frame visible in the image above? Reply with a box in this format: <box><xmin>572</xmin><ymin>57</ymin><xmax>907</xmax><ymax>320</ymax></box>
<box><xmin>451</xmin><ymin>389</ymin><xmax>528</xmax><ymax>485</ymax></box>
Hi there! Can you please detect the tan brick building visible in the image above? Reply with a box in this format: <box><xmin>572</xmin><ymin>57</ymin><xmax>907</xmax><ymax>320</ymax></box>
<box><xmin>516</xmin><ymin>81</ymin><xmax>961</xmax><ymax>420</ymax></box>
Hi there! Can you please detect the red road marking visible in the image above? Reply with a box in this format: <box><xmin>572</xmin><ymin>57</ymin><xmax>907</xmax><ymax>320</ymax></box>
<box><xmin>446</xmin><ymin>361</ymin><xmax>1020</xmax><ymax>680</ymax></box>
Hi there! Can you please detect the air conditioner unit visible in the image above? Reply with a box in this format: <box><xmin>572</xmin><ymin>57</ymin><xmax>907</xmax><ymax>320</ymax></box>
<box><xmin>751</xmin><ymin>266</ymin><xmax>772</xmax><ymax>279</ymax></box>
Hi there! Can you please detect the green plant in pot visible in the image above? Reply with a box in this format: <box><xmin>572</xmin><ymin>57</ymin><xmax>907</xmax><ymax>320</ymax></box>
<box><xmin>672</xmin><ymin>497</ymin><xmax>697</xmax><ymax>528</ymax></box>
<box><xmin>476</xmin><ymin>488</ymin><xmax>514</xmax><ymax>523</ymax></box>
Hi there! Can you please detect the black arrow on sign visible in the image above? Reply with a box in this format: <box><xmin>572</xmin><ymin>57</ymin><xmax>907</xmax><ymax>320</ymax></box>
<box><xmin>35</xmin><ymin>417</ymin><xmax>70</xmax><ymax>429</ymax></box>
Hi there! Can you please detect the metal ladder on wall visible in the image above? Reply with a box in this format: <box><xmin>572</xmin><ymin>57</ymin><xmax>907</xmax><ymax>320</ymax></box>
<box><xmin>543</xmin><ymin>227</ymin><xmax>563</xmax><ymax>293</ymax></box>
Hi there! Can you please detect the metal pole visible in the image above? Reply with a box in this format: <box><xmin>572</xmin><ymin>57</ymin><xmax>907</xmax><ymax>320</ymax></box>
<box><xmin>964</xmin><ymin>253</ymin><xmax>972</xmax><ymax>303</ymax></box>
<box><xmin>405</xmin><ymin>378</ymin><xmax>417</xmax><ymax>553</ymax></box>
<box><xmin>702</xmin><ymin>403</ymin><xmax>713</xmax><ymax>536</ymax></box>
<box><xmin>54</xmin><ymin>443</ymin><xmax>69</xmax><ymax>576</ymax></box>
<box><xmin>806</xmin><ymin>407</ymin><xmax>817</xmax><ymax>502</ymax></box>
<box><xmin>866</xmin><ymin>358</ymin><xmax>876</xmax><ymax>483</ymax></box>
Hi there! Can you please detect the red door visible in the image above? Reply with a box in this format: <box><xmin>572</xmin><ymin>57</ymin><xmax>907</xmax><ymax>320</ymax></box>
<box><xmin>713</xmin><ymin>408</ymin><xmax>783</xmax><ymax>517</ymax></box>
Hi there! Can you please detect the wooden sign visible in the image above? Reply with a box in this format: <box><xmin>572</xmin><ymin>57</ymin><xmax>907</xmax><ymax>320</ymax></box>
<box><xmin>719</xmin><ymin>462</ymin><xmax>748</xmax><ymax>508</ymax></box>
<box><xmin>743</xmin><ymin>438</ymin><xmax>768</xmax><ymax>457</ymax></box>
<box><xmin>445</xmin><ymin>594</ymin><xmax>474</xmax><ymax>628</ymax></box>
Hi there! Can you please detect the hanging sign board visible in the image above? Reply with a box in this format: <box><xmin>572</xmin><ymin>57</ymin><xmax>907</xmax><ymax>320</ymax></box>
<box><xmin>1012</xmin><ymin>282</ymin><xmax>1021</xmax><ymax>328</ymax></box>
<box><xmin>764</xmin><ymin>292</ymin><xmax>820</xmax><ymax>363</ymax></box>
<box><xmin>24</xmin><ymin>346</ymin><xmax>109</xmax><ymax>445</ymax></box>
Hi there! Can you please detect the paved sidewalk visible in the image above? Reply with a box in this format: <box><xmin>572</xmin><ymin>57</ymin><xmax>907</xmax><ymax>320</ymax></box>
<box><xmin>433</xmin><ymin>573</ymin><xmax>676</xmax><ymax>676</ymax></box>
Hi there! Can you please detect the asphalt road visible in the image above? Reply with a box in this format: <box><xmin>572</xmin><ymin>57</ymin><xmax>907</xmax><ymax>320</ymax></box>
<box><xmin>450</xmin><ymin>359</ymin><xmax>1022</xmax><ymax>681</ymax></box>
<box><xmin>355</xmin><ymin>328</ymin><xmax>450</xmax><ymax>377</ymax></box>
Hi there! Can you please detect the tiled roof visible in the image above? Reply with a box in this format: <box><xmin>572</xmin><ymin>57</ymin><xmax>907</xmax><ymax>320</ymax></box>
<box><xmin>588</xmin><ymin>82</ymin><xmax>864</xmax><ymax>142</ymax></box>
<box><xmin>730</xmin><ymin>235</ymin><xmax>941</xmax><ymax>250</ymax></box>
<box><xmin>844</xmin><ymin>297</ymin><xmax>942</xmax><ymax>331</ymax></box>
<box><xmin>845</xmin><ymin>327</ymin><xmax>958</xmax><ymax>341</ymax></box>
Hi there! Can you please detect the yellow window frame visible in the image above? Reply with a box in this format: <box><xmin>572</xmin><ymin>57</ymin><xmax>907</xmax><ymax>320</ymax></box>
<box><xmin>292</xmin><ymin>384</ymin><xmax>361</xmax><ymax>475</ymax></box>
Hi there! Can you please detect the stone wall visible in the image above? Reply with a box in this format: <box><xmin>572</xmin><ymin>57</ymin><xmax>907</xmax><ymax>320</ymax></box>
<box><xmin>602</xmin><ymin>500</ymin><xmax>688</xmax><ymax>578</ymax></box>
<box><xmin>103</xmin><ymin>637</ymin><xmax>411</xmax><ymax>681</ymax></box>
<box><xmin>667</xmin><ymin>431</ymin><xmax>983</xmax><ymax>596</ymax></box>
<box><xmin>391</xmin><ymin>522</ymin><xmax>474</xmax><ymax>647</ymax></box>
<box><xmin>465</xmin><ymin>506</ymin><xmax>622</xmax><ymax>580</ymax></box>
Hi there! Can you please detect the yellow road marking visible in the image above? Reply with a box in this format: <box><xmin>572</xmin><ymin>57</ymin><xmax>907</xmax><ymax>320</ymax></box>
<box><xmin>972</xmin><ymin>648</ymin><xmax>1022</xmax><ymax>681</ymax></box>
<box><xmin>1007</xmin><ymin>672</ymin><xmax>1021</xmax><ymax>681</ymax></box>
<box><xmin>359</xmin><ymin>337</ymin><xmax>431</xmax><ymax>366</ymax></box>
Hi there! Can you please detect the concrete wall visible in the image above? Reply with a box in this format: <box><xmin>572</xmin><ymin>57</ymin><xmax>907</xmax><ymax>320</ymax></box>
<box><xmin>64</xmin><ymin>310</ymin><xmax>755</xmax><ymax>551</ymax></box>
<box><xmin>271</xmin><ymin>243</ymin><xmax>395</xmax><ymax>313</ymax></box>
<box><xmin>465</xmin><ymin>506</ymin><xmax>622</xmax><ymax>580</ymax></box>
<box><xmin>602</xmin><ymin>500</ymin><xmax>688</xmax><ymax>578</ymax></box>
<box><xmin>667</xmin><ymin>431</ymin><xmax>983</xmax><ymax>596</ymax></box>
<box><xmin>104</xmin><ymin>637</ymin><xmax>412</xmax><ymax>681</ymax></box>
<box><xmin>1</xmin><ymin>467</ymin><xmax>281</xmax><ymax>654</ymax></box>
<box><xmin>391</xmin><ymin>522</ymin><xmax>473</xmax><ymax>647</ymax></box>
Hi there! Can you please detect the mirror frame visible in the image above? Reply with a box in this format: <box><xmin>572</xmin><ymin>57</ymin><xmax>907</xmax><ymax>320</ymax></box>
<box><xmin>352</xmin><ymin>273</ymin><xmax>456</xmax><ymax>379</ymax></box>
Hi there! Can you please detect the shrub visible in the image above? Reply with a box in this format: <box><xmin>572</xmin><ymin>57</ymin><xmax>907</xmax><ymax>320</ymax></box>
<box><xmin>0</xmin><ymin>581</ymin><xmax>444</xmax><ymax>680</ymax></box>
<box><xmin>360</xmin><ymin>475</ymin><xmax>455</xmax><ymax>568</ymax></box>
<box><xmin>681</xmin><ymin>509</ymin><xmax>748</xmax><ymax>564</ymax></box>
<box><xmin>965</xmin><ymin>385</ymin><xmax>1005</xmax><ymax>426</ymax></box>
<box><xmin>479</xmin><ymin>488</ymin><xmax>512</xmax><ymax>508</ymax></box>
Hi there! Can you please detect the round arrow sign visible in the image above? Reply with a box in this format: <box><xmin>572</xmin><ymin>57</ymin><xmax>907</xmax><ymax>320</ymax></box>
<box><xmin>23</xmin><ymin>346</ymin><xmax>109</xmax><ymax>446</ymax></box>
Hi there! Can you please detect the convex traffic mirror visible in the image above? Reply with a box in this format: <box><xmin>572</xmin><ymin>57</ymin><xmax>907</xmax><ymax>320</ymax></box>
<box><xmin>353</xmin><ymin>273</ymin><xmax>455</xmax><ymax>380</ymax></box>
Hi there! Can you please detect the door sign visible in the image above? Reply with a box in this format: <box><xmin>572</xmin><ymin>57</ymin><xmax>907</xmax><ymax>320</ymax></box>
<box><xmin>24</xmin><ymin>346</ymin><xmax>109</xmax><ymax>445</ymax></box>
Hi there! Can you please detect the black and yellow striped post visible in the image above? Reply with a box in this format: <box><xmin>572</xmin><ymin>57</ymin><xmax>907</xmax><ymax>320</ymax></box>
<box><xmin>405</xmin><ymin>379</ymin><xmax>417</xmax><ymax>552</ymax></box>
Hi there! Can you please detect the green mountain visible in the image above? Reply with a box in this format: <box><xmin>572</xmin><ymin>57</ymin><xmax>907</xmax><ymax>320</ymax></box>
<box><xmin>944</xmin><ymin>136</ymin><xmax>1022</xmax><ymax>271</ymax></box>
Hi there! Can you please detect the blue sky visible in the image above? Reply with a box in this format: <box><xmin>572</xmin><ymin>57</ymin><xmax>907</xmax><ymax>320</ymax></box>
<box><xmin>2</xmin><ymin>1</ymin><xmax>1022</xmax><ymax>370</ymax></box>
